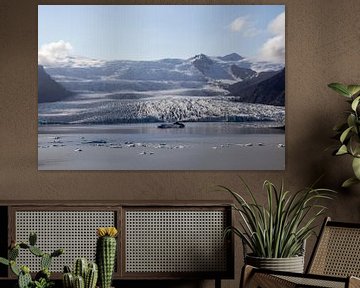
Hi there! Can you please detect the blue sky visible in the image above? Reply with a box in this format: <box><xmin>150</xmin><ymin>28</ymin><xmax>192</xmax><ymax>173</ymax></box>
<box><xmin>38</xmin><ymin>5</ymin><xmax>285</xmax><ymax>62</ymax></box>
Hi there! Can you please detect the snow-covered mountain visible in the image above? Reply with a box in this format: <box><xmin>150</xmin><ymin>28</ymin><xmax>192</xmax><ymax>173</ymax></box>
<box><xmin>38</xmin><ymin>53</ymin><xmax>285</xmax><ymax>125</ymax></box>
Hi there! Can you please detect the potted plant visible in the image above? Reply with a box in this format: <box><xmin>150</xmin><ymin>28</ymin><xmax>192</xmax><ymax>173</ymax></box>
<box><xmin>0</xmin><ymin>232</ymin><xmax>64</xmax><ymax>288</ymax></box>
<box><xmin>221</xmin><ymin>179</ymin><xmax>334</xmax><ymax>273</ymax></box>
<box><xmin>328</xmin><ymin>83</ymin><xmax>360</xmax><ymax>187</ymax></box>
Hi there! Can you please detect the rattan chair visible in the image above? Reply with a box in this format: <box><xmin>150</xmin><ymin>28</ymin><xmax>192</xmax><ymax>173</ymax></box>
<box><xmin>241</xmin><ymin>217</ymin><xmax>360</xmax><ymax>288</ymax></box>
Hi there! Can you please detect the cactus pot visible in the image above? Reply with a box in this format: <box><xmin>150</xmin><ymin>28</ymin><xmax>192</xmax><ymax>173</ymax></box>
<box><xmin>245</xmin><ymin>254</ymin><xmax>304</xmax><ymax>273</ymax></box>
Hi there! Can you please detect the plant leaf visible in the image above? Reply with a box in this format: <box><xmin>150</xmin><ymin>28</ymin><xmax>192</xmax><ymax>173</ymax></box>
<box><xmin>351</xmin><ymin>96</ymin><xmax>360</xmax><ymax>111</ymax></box>
<box><xmin>336</xmin><ymin>145</ymin><xmax>348</xmax><ymax>155</ymax></box>
<box><xmin>0</xmin><ymin>257</ymin><xmax>9</xmax><ymax>266</ymax></box>
<box><xmin>347</xmin><ymin>85</ymin><xmax>360</xmax><ymax>97</ymax></box>
<box><xmin>328</xmin><ymin>83</ymin><xmax>351</xmax><ymax>97</ymax></box>
<box><xmin>340</xmin><ymin>126</ymin><xmax>352</xmax><ymax>143</ymax></box>
<box><xmin>352</xmin><ymin>157</ymin><xmax>360</xmax><ymax>179</ymax></box>
<box><xmin>342</xmin><ymin>177</ymin><xmax>360</xmax><ymax>188</ymax></box>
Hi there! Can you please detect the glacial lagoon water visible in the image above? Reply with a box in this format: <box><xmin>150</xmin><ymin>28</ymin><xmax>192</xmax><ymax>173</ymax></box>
<box><xmin>38</xmin><ymin>122</ymin><xmax>285</xmax><ymax>170</ymax></box>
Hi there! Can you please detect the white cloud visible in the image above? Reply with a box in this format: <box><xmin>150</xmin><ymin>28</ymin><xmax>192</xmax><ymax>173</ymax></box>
<box><xmin>259</xmin><ymin>12</ymin><xmax>285</xmax><ymax>63</ymax></box>
<box><xmin>38</xmin><ymin>40</ymin><xmax>73</xmax><ymax>66</ymax></box>
<box><xmin>229</xmin><ymin>16</ymin><xmax>261</xmax><ymax>37</ymax></box>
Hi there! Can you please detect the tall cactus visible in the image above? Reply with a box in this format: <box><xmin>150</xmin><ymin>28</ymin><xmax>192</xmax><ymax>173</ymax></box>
<box><xmin>96</xmin><ymin>227</ymin><xmax>118</xmax><ymax>288</ymax></box>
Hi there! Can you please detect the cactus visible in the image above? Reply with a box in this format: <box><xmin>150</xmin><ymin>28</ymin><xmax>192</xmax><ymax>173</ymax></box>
<box><xmin>9</xmin><ymin>246</ymin><xmax>19</xmax><ymax>260</ymax></box>
<box><xmin>74</xmin><ymin>258</ymin><xmax>88</xmax><ymax>279</ymax></box>
<box><xmin>0</xmin><ymin>232</ymin><xmax>64</xmax><ymax>288</ymax></box>
<box><xmin>74</xmin><ymin>275</ymin><xmax>85</xmax><ymax>288</ymax></box>
<box><xmin>63</xmin><ymin>260</ymin><xmax>98</xmax><ymax>288</ymax></box>
<box><xmin>63</xmin><ymin>272</ymin><xmax>74</xmax><ymax>288</ymax></box>
<box><xmin>85</xmin><ymin>263</ymin><xmax>98</xmax><ymax>288</ymax></box>
<box><xmin>96</xmin><ymin>227</ymin><xmax>118</xmax><ymax>288</ymax></box>
<box><xmin>10</xmin><ymin>260</ymin><xmax>20</xmax><ymax>276</ymax></box>
<box><xmin>51</xmin><ymin>248</ymin><xmax>64</xmax><ymax>258</ymax></box>
<box><xmin>18</xmin><ymin>269</ymin><xmax>32</xmax><ymax>288</ymax></box>
<box><xmin>36</xmin><ymin>268</ymin><xmax>51</xmax><ymax>280</ymax></box>
<box><xmin>29</xmin><ymin>232</ymin><xmax>37</xmax><ymax>246</ymax></box>
<box><xmin>29</xmin><ymin>245</ymin><xmax>44</xmax><ymax>257</ymax></box>
<box><xmin>0</xmin><ymin>257</ymin><xmax>9</xmax><ymax>266</ymax></box>
<box><xmin>41</xmin><ymin>253</ymin><xmax>52</xmax><ymax>270</ymax></box>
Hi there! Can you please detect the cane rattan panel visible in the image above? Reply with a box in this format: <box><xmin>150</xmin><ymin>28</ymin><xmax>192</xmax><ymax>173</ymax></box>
<box><xmin>309</xmin><ymin>226</ymin><xmax>360</xmax><ymax>277</ymax></box>
<box><xmin>277</xmin><ymin>275</ymin><xmax>345</xmax><ymax>288</ymax></box>
<box><xmin>125</xmin><ymin>209</ymin><xmax>228</xmax><ymax>273</ymax></box>
<box><xmin>15</xmin><ymin>210</ymin><xmax>115</xmax><ymax>272</ymax></box>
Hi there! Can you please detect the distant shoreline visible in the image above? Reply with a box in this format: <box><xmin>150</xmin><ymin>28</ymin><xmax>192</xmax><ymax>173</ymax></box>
<box><xmin>38</xmin><ymin>122</ymin><xmax>285</xmax><ymax>135</ymax></box>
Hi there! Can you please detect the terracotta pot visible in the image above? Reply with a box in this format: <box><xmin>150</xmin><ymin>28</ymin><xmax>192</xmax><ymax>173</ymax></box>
<box><xmin>245</xmin><ymin>254</ymin><xmax>305</xmax><ymax>273</ymax></box>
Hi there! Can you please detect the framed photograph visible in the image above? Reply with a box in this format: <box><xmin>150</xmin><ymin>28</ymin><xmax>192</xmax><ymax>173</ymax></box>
<box><xmin>38</xmin><ymin>5</ymin><xmax>285</xmax><ymax>170</ymax></box>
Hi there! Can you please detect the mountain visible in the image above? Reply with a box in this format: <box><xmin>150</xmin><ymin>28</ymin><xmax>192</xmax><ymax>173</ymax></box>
<box><xmin>218</xmin><ymin>53</ymin><xmax>244</xmax><ymax>62</ymax></box>
<box><xmin>228</xmin><ymin>69</ymin><xmax>285</xmax><ymax>106</ymax></box>
<box><xmin>230</xmin><ymin>65</ymin><xmax>257</xmax><ymax>79</ymax></box>
<box><xmin>38</xmin><ymin>54</ymin><xmax>285</xmax><ymax>124</ymax></box>
<box><xmin>38</xmin><ymin>65</ymin><xmax>72</xmax><ymax>103</ymax></box>
<box><xmin>44</xmin><ymin>53</ymin><xmax>284</xmax><ymax>91</ymax></box>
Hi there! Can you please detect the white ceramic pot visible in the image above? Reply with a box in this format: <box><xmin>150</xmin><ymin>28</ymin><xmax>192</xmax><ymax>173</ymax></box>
<box><xmin>245</xmin><ymin>254</ymin><xmax>305</xmax><ymax>273</ymax></box>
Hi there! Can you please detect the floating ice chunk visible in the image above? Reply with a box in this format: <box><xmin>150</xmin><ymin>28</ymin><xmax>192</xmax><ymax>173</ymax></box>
<box><xmin>277</xmin><ymin>144</ymin><xmax>285</xmax><ymax>148</ymax></box>
<box><xmin>212</xmin><ymin>147</ymin><xmax>218</xmax><ymax>149</ymax></box>
<box><xmin>74</xmin><ymin>148</ymin><xmax>82</xmax><ymax>152</ymax></box>
<box><xmin>127</xmin><ymin>143</ymin><xmax>136</xmax><ymax>148</ymax></box>
<box><xmin>139</xmin><ymin>151</ymin><xmax>147</xmax><ymax>155</ymax></box>
<box><xmin>109</xmin><ymin>145</ymin><xmax>122</xmax><ymax>148</ymax></box>
<box><xmin>257</xmin><ymin>143</ymin><xmax>265</xmax><ymax>146</ymax></box>
<box><xmin>244</xmin><ymin>143</ymin><xmax>253</xmax><ymax>147</ymax></box>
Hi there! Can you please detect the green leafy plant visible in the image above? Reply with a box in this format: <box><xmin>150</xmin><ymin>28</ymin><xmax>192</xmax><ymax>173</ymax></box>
<box><xmin>0</xmin><ymin>232</ymin><xmax>63</xmax><ymax>288</ymax></box>
<box><xmin>221</xmin><ymin>179</ymin><xmax>335</xmax><ymax>258</ymax></box>
<box><xmin>328</xmin><ymin>83</ymin><xmax>360</xmax><ymax>187</ymax></box>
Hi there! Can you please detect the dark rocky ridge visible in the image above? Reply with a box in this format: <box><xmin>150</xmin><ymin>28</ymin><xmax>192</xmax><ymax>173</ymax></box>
<box><xmin>38</xmin><ymin>65</ymin><xmax>72</xmax><ymax>103</ymax></box>
<box><xmin>228</xmin><ymin>68</ymin><xmax>285</xmax><ymax>106</ymax></box>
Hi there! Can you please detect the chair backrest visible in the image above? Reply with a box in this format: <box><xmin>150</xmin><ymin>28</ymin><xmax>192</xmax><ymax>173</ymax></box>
<box><xmin>307</xmin><ymin>217</ymin><xmax>360</xmax><ymax>277</ymax></box>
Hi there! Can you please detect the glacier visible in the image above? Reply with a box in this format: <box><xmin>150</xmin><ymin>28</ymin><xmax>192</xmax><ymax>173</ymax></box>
<box><xmin>39</xmin><ymin>53</ymin><xmax>285</xmax><ymax>126</ymax></box>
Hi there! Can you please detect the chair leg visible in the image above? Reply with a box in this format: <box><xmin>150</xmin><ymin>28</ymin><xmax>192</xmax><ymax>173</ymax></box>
<box><xmin>240</xmin><ymin>265</ymin><xmax>255</xmax><ymax>288</ymax></box>
<box><xmin>215</xmin><ymin>278</ymin><xmax>221</xmax><ymax>288</ymax></box>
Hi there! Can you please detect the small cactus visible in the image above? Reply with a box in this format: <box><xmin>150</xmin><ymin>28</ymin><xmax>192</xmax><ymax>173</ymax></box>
<box><xmin>63</xmin><ymin>259</ymin><xmax>98</xmax><ymax>288</ymax></box>
<box><xmin>29</xmin><ymin>232</ymin><xmax>37</xmax><ymax>246</ymax></box>
<box><xmin>63</xmin><ymin>272</ymin><xmax>74</xmax><ymax>288</ymax></box>
<box><xmin>41</xmin><ymin>253</ymin><xmax>52</xmax><ymax>270</ymax></box>
<box><xmin>29</xmin><ymin>245</ymin><xmax>44</xmax><ymax>257</ymax></box>
<box><xmin>18</xmin><ymin>268</ymin><xmax>32</xmax><ymax>288</ymax></box>
<box><xmin>74</xmin><ymin>258</ymin><xmax>88</xmax><ymax>279</ymax></box>
<box><xmin>9</xmin><ymin>246</ymin><xmax>19</xmax><ymax>260</ymax></box>
<box><xmin>10</xmin><ymin>260</ymin><xmax>20</xmax><ymax>276</ymax></box>
<box><xmin>85</xmin><ymin>263</ymin><xmax>98</xmax><ymax>288</ymax></box>
<box><xmin>96</xmin><ymin>227</ymin><xmax>118</xmax><ymax>288</ymax></box>
<box><xmin>0</xmin><ymin>232</ymin><xmax>63</xmax><ymax>288</ymax></box>
<box><xmin>74</xmin><ymin>275</ymin><xmax>85</xmax><ymax>288</ymax></box>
